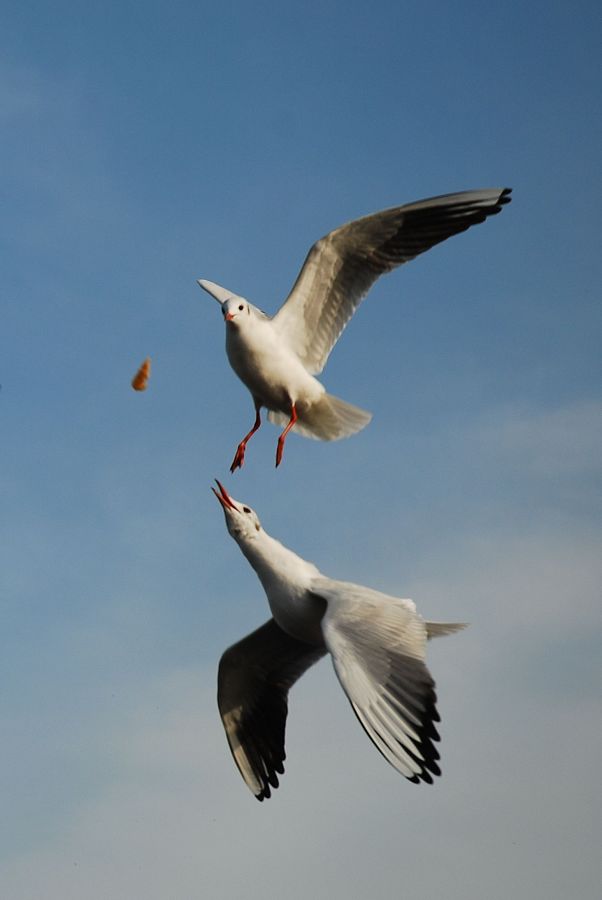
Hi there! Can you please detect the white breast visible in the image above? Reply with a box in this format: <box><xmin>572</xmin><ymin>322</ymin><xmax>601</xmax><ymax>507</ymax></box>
<box><xmin>226</xmin><ymin>316</ymin><xmax>324</xmax><ymax>411</ymax></box>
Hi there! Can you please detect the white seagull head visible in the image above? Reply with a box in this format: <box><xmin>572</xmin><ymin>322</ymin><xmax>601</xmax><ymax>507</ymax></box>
<box><xmin>197</xmin><ymin>278</ymin><xmax>254</xmax><ymax>327</ymax></box>
<box><xmin>212</xmin><ymin>479</ymin><xmax>262</xmax><ymax>540</ymax></box>
<box><xmin>221</xmin><ymin>295</ymin><xmax>252</xmax><ymax>326</ymax></box>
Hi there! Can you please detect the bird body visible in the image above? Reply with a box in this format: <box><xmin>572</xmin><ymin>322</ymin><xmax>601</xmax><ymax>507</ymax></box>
<box><xmin>224</xmin><ymin>298</ymin><xmax>326</xmax><ymax>415</ymax></box>
<box><xmin>199</xmin><ymin>187</ymin><xmax>511</xmax><ymax>470</ymax></box>
<box><xmin>212</xmin><ymin>480</ymin><xmax>466</xmax><ymax>800</ymax></box>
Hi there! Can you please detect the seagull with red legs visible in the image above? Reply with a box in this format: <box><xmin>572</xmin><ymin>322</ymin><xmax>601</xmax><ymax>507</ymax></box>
<box><xmin>199</xmin><ymin>187</ymin><xmax>512</xmax><ymax>471</ymax></box>
<box><xmin>212</xmin><ymin>480</ymin><xmax>466</xmax><ymax>801</ymax></box>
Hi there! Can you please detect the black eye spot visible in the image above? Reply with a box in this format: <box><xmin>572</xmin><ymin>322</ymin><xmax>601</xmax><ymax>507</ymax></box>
<box><xmin>238</xmin><ymin>304</ymin><xmax>244</xmax><ymax>311</ymax></box>
<box><xmin>243</xmin><ymin>506</ymin><xmax>251</xmax><ymax>513</ymax></box>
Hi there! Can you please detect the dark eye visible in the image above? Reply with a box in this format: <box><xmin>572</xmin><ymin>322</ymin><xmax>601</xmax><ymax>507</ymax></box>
<box><xmin>238</xmin><ymin>304</ymin><xmax>244</xmax><ymax>311</ymax></box>
<box><xmin>243</xmin><ymin>506</ymin><xmax>251</xmax><ymax>513</ymax></box>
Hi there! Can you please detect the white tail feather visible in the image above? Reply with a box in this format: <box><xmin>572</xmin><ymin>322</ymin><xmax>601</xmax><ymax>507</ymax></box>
<box><xmin>268</xmin><ymin>393</ymin><xmax>372</xmax><ymax>441</ymax></box>
<box><xmin>426</xmin><ymin>622</ymin><xmax>468</xmax><ymax>640</ymax></box>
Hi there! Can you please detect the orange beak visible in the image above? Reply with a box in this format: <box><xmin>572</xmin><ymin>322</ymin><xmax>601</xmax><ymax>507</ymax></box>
<box><xmin>212</xmin><ymin>479</ymin><xmax>238</xmax><ymax>511</ymax></box>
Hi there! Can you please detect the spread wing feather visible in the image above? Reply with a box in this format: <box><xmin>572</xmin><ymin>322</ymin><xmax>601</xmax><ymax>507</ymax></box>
<box><xmin>273</xmin><ymin>188</ymin><xmax>511</xmax><ymax>374</ymax></box>
<box><xmin>316</xmin><ymin>577</ymin><xmax>442</xmax><ymax>784</ymax></box>
<box><xmin>217</xmin><ymin>618</ymin><xmax>326</xmax><ymax>800</ymax></box>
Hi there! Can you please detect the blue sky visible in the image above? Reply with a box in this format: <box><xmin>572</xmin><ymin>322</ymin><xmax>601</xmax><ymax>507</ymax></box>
<box><xmin>2</xmin><ymin>1</ymin><xmax>601</xmax><ymax>897</ymax></box>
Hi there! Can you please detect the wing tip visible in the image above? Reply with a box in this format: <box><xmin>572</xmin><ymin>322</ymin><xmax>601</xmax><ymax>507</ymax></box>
<box><xmin>196</xmin><ymin>278</ymin><xmax>230</xmax><ymax>304</ymax></box>
<box><xmin>460</xmin><ymin>186</ymin><xmax>512</xmax><ymax>215</ymax></box>
<box><xmin>491</xmin><ymin>186</ymin><xmax>512</xmax><ymax>213</ymax></box>
<box><xmin>248</xmin><ymin>771</ymin><xmax>282</xmax><ymax>802</ymax></box>
<box><xmin>407</xmin><ymin>765</ymin><xmax>439</xmax><ymax>786</ymax></box>
<box><xmin>251</xmin><ymin>763</ymin><xmax>285</xmax><ymax>802</ymax></box>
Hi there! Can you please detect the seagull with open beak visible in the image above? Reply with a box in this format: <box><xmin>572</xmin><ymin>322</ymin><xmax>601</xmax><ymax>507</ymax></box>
<box><xmin>212</xmin><ymin>479</ymin><xmax>466</xmax><ymax>801</ymax></box>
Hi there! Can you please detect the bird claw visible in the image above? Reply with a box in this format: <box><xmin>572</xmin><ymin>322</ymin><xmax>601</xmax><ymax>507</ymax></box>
<box><xmin>230</xmin><ymin>443</ymin><xmax>246</xmax><ymax>473</ymax></box>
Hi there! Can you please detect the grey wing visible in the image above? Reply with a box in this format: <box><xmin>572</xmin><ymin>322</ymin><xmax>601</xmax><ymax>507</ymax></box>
<box><xmin>317</xmin><ymin>578</ymin><xmax>442</xmax><ymax>784</ymax></box>
<box><xmin>273</xmin><ymin>187</ymin><xmax>512</xmax><ymax>374</ymax></box>
<box><xmin>217</xmin><ymin>618</ymin><xmax>326</xmax><ymax>801</ymax></box>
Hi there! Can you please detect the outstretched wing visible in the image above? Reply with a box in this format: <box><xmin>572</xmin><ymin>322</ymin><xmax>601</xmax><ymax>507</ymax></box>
<box><xmin>217</xmin><ymin>618</ymin><xmax>326</xmax><ymax>801</ymax></box>
<box><xmin>273</xmin><ymin>187</ymin><xmax>512</xmax><ymax>374</ymax></box>
<box><xmin>315</xmin><ymin>577</ymin><xmax>442</xmax><ymax>784</ymax></box>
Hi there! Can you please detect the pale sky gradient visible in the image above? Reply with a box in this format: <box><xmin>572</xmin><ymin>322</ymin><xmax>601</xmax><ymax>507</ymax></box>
<box><xmin>2</xmin><ymin>2</ymin><xmax>601</xmax><ymax>898</ymax></box>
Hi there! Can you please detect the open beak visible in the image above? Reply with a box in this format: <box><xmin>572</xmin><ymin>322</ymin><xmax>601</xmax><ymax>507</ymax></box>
<box><xmin>212</xmin><ymin>479</ymin><xmax>238</xmax><ymax>511</ymax></box>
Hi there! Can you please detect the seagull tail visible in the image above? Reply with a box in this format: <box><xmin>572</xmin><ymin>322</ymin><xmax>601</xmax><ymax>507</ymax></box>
<box><xmin>268</xmin><ymin>393</ymin><xmax>372</xmax><ymax>441</ymax></box>
<box><xmin>426</xmin><ymin>622</ymin><xmax>469</xmax><ymax>640</ymax></box>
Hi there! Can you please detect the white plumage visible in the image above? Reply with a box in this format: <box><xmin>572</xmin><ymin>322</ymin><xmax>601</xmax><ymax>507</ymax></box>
<box><xmin>199</xmin><ymin>187</ymin><xmax>511</xmax><ymax>470</ymax></box>
<box><xmin>213</xmin><ymin>480</ymin><xmax>466</xmax><ymax>801</ymax></box>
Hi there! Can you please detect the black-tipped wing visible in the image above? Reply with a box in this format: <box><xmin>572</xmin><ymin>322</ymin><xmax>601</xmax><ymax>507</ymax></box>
<box><xmin>273</xmin><ymin>187</ymin><xmax>512</xmax><ymax>374</ymax></box>
<box><xmin>317</xmin><ymin>577</ymin><xmax>442</xmax><ymax>784</ymax></box>
<box><xmin>217</xmin><ymin>619</ymin><xmax>326</xmax><ymax>801</ymax></box>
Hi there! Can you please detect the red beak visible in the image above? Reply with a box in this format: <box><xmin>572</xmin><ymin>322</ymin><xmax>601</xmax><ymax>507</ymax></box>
<box><xmin>225</xmin><ymin>312</ymin><xmax>235</xmax><ymax>322</ymax></box>
<box><xmin>212</xmin><ymin>479</ymin><xmax>238</xmax><ymax>511</ymax></box>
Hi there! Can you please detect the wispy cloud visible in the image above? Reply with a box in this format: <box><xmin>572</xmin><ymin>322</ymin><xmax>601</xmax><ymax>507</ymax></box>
<box><xmin>470</xmin><ymin>399</ymin><xmax>602</xmax><ymax>479</ymax></box>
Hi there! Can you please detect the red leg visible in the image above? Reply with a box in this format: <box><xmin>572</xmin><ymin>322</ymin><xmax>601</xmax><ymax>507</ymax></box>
<box><xmin>275</xmin><ymin>403</ymin><xmax>298</xmax><ymax>468</ymax></box>
<box><xmin>230</xmin><ymin>405</ymin><xmax>262</xmax><ymax>473</ymax></box>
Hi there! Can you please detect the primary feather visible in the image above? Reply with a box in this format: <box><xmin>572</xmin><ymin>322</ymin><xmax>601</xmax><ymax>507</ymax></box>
<box><xmin>213</xmin><ymin>481</ymin><xmax>467</xmax><ymax>800</ymax></box>
<box><xmin>199</xmin><ymin>188</ymin><xmax>511</xmax><ymax>469</ymax></box>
